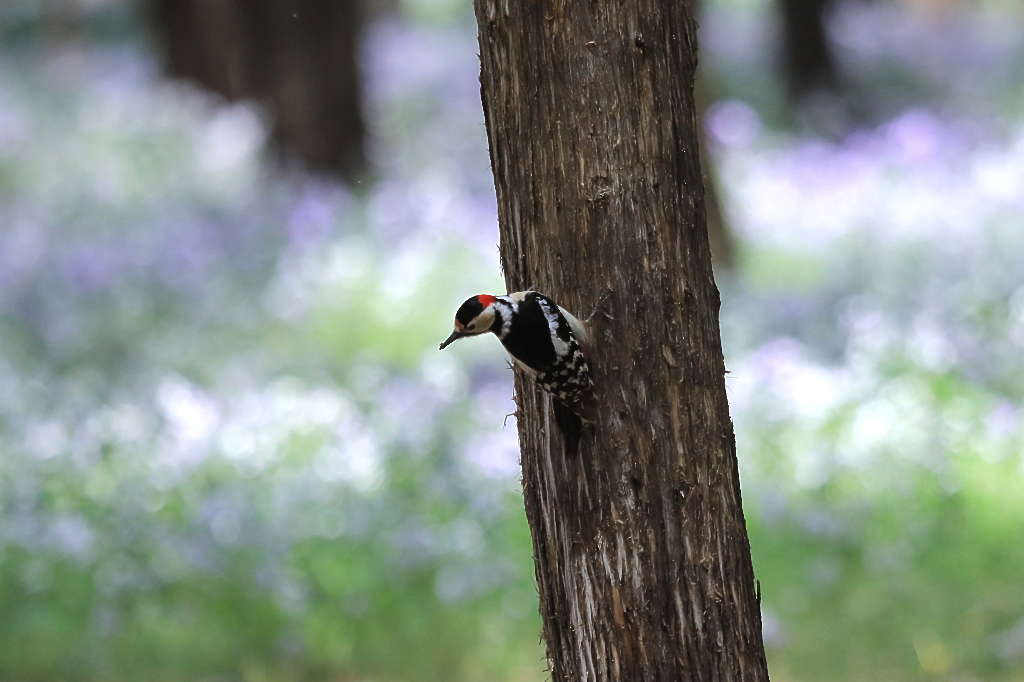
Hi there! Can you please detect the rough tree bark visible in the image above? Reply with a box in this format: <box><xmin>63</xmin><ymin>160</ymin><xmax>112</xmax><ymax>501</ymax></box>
<box><xmin>473</xmin><ymin>2</ymin><xmax>769</xmax><ymax>680</ymax></box>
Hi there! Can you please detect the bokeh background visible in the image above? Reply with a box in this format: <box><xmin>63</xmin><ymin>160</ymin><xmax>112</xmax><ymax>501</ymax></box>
<box><xmin>1</xmin><ymin>0</ymin><xmax>1022</xmax><ymax>680</ymax></box>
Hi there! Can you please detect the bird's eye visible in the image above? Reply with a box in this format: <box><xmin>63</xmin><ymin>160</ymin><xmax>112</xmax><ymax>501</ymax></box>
<box><xmin>467</xmin><ymin>323</ymin><xmax>475</xmax><ymax>331</ymax></box>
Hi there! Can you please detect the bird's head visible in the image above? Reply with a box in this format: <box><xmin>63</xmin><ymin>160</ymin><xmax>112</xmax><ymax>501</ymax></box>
<box><xmin>439</xmin><ymin>294</ymin><xmax>499</xmax><ymax>350</ymax></box>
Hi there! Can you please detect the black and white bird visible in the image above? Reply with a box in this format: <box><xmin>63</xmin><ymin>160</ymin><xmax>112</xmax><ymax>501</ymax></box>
<box><xmin>439</xmin><ymin>290</ymin><xmax>594</xmax><ymax>454</ymax></box>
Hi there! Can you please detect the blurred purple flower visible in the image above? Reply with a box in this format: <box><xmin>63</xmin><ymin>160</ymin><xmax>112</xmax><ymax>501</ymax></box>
<box><xmin>882</xmin><ymin>109</ymin><xmax>945</xmax><ymax>164</ymax></box>
<box><xmin>63</xmin><ymin>246</ymin><xmax>121</xmax><ymax>293</ymax></box>
<box><xmin>986</xmin><ymin>401</ymin><xmax>1019</xmax><ymax>438</ymax></box>
<box><xmin>286</xmin><ymin>183</ymin><xmax>349</xmax><ymax>248</ymax></box>
<box><xmin>707</xmin><ymin>100</ymin><xmax>762</xmax><ymax>148</ymax></box>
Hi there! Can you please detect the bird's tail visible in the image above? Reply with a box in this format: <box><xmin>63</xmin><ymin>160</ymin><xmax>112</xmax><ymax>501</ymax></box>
<box><xmin>553</xmin><ymin>399</ymin><xmax>583</xmax><ymax>458</ymax></box>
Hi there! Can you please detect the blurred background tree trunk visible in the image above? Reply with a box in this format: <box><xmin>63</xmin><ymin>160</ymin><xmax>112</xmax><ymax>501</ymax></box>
<box><xmin>778</xmin><ymin>0</ymin><xmax>839</xmax><ymax>98</ymax></box>
<box><xmin>149</xmin><ymin>0</ymin><xmax>367</xmax><ymax>178</ymax></box>
<box><xmin>474</xmin><ymin>0</ymin><xmax>769</xmax><ymax>679</ymax></box>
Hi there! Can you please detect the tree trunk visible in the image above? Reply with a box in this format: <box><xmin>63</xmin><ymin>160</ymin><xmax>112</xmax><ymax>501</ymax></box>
<box><xmin>473</xmin><ymin>2</ymin><xmax>769</xmax><ymax>680</ymax></box>
<box><xmin>778</xmin><ymin>0</ymin><xmax>838</xmax><ymax>99</ymax></box>
<box><xmin>149</xmin><ymin>0</ymin><xmax>367</xmax><ymax>178</ymax></box>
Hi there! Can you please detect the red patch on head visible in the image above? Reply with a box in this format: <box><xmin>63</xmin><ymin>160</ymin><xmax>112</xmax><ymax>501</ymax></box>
<box><xmin>476</xmin><ymin>294</ymin><xmax>497</xmax><ymax>307</ymax></box>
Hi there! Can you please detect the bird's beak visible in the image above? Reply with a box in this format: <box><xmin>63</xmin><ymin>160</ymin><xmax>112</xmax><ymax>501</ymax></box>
<box><xmin>438</xmin><ymin>330</ymin><xmax>467</xmax><ymax>350</ymax></box>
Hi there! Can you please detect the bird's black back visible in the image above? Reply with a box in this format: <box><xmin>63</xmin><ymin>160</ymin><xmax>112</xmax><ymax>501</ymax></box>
<box><xmin>498</xmin><ymin>292</ymin><xmax>591</xmax><ymax>408</ymax></box>
<box><xmin>497</xmin><ymin>292</ymin><xmax>558</xmax><ymax>373</ymax></box>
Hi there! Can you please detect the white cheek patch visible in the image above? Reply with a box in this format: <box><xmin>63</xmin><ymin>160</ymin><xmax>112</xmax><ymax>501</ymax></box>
<box><xmin>468</xmin><ymin>306</ymin><xmax>496</xmax><ymax>333</ymax></box>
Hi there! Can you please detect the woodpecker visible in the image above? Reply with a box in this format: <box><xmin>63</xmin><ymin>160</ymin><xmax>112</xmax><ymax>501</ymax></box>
<box><xmin>439</xmin><ymin>291</ymin><xmax>593</xmax><ymax>454</ymax></box>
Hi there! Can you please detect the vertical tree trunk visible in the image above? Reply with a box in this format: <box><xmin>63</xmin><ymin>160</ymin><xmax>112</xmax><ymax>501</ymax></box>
<box><xmin>473</xmin><ymin>2</ymin><xmax>769</xmax><ymax>680</ymax></box>
<box><xmin>778</xmin><ymin>0</ymin><xmax>838</xmax><ymax>99</ymax></box>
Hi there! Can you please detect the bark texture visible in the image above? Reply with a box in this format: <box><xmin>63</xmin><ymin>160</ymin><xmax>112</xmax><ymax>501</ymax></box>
<box><xmin>473</xmin><ymin>2</ymin><xmax>769</xmax><ymax>680</ymax></box>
